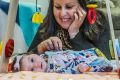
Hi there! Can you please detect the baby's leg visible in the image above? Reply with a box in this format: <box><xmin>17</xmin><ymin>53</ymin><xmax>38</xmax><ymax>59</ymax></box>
<box><xmin>88</xmin><ymin>57</ymin><xmax>113</xmax><ymax>72</ymax></box>
<box><xmin>77</xmin><ymin>57</ymin><xmax>113</xmax><ymax>73</ymax></box>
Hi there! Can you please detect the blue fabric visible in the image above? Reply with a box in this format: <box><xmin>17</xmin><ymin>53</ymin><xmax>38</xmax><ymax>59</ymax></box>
<box><xmin>19</xmin><ymin>2</ymin><xmax>40</xmax><ymax>47</ymax></box>
<box><xmin>115</xmin><ymin>39</ymin><xmax>120</xmax><ymax>57</ymax></box>
<box><xmin>0</xmin><ymin>1</ymin><xmax>40</xmax><ymax>47</ymax></box>
<box><xmin>0</xmin><ymin>1</ymin><xmax>44</xmax><ymax>52</ymax></box>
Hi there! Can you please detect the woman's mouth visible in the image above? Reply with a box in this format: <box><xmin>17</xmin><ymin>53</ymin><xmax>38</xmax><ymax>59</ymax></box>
<box><xmin>61</xmin><ymin>18</ymin><xmax>70</xmax><ymax>22</ymax></box>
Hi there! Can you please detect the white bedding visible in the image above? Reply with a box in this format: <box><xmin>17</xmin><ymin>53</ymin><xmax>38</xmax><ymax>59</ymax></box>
<box><xmin>0</xmin><ymin>71</ymin><xmax>119</xmax><ymax>80</ymax></box>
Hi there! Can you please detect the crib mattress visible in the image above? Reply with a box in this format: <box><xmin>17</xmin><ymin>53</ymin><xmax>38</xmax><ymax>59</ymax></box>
<box><xmin>0</xmin><ymin>71</ymin><xmax>119</xmax><ymax>80</ymax></box>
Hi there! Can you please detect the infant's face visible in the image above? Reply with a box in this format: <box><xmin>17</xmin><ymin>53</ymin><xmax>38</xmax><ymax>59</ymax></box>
<box><xmin>20</xmin><ymin>54</ymin><xmax>47</xmax><ymax>72</ymax></box>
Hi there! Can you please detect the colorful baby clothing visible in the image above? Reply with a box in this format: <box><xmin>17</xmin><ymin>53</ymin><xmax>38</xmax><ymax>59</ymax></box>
<box><xmin>44</xmin><ymin>48</ymin><xmax>113</xmax><ymax>74</ymax></box>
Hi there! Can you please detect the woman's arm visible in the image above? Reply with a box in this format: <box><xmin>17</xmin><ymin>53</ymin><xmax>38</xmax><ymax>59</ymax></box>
<box><xmin>28</xmin><ymin>27</ymin><xmax>63</xmax><ymax>54</ymax></box>
<box><xmin>70</xmin><ymin>31</ymin><xmax>94</xmax><ymax>51</ymax></box>
<box><xmin>70</xmin><ymin>10</ymin><xmax>111</xmax><ymax>59</ymax></box>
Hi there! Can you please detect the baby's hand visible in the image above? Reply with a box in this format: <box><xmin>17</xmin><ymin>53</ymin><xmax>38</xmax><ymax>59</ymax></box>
<box><xmin>77</xmin><ymin>63</ymin><xmax>91</xmax><ymax>73</ymax></box>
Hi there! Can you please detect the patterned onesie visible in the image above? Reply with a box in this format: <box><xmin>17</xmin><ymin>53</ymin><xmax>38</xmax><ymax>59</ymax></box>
<box><xmin>43</xmin><ymin>48</ymin><xmax>113</xmax><ymax>74</ymax></box>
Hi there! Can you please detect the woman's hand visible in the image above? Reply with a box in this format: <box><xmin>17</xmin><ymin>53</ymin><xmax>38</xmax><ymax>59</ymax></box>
<box><xmin>68</xmin><ymin>6</ymin><xmax>86</xmax><ymax>39</ymax></box>
<box><xmin>37</xmin><ymin>37</ymin><xmax>62</xmax><ymax>53</ymax></box>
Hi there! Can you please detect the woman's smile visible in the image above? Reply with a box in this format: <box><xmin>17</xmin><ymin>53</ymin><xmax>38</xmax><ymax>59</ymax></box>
<box><xmin>61</xmin><ymin>18</ymin><xmax>71</xmax><ymax>22</ymax></box>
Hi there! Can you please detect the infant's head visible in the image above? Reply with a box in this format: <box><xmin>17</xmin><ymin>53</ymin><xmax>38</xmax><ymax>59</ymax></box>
<box><xmin>11</xmin><ymin>53</ymin><xmax>47</xmax><ymax>72</ymax></box>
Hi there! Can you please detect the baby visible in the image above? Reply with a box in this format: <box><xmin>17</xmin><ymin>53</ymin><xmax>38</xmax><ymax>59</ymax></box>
<box><xmin>11</xmin><ymin>48</ymin><xmax>113</xmax><ymax>74</ymax></box>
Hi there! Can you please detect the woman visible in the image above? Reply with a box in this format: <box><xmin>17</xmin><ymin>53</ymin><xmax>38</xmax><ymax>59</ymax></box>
<box><xmin>28</xmin><ymin>0</ymin><xmax>111</xmax><ymax>59</ymax></box>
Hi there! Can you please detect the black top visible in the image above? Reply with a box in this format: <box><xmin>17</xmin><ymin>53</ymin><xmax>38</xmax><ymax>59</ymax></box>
<box><xmin>28</xmin><ymin>10</ymin><xmax>111</xmax><ymax>59</ymax></box>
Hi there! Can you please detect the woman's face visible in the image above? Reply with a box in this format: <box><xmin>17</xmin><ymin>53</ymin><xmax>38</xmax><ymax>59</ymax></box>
<box><xmin>53</xmin><ymin>0</ymin><xmax>80</xmax><ymax>29</ymax></box>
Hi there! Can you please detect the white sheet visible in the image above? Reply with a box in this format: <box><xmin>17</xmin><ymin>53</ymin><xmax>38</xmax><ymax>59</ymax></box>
<box><xmin>0</xmin><ymin>71</ymin><xmax>119</xmax><ymax>80</ymax></box>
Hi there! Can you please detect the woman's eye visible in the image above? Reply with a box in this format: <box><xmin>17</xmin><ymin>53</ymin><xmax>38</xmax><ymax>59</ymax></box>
<box><xmin>66</xmin><ymin>6</ymin><xmax>73</xmax><ymax>9</ymax></box>
<box><xmin>55</xmin><ymin>6</ymin><xmax>61</xmax><ymax>10</ymax></box>
<box><xmin>31</xmin><ymin>58</ymin><xmax>34</xmax><ymax>63</ymax></box>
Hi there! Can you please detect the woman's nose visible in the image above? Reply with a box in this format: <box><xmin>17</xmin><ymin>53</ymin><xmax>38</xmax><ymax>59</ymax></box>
<box><xmin>60</xmin><ymin>8</ymin><xmax>67</xmax><ymax>17</ymax></box>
